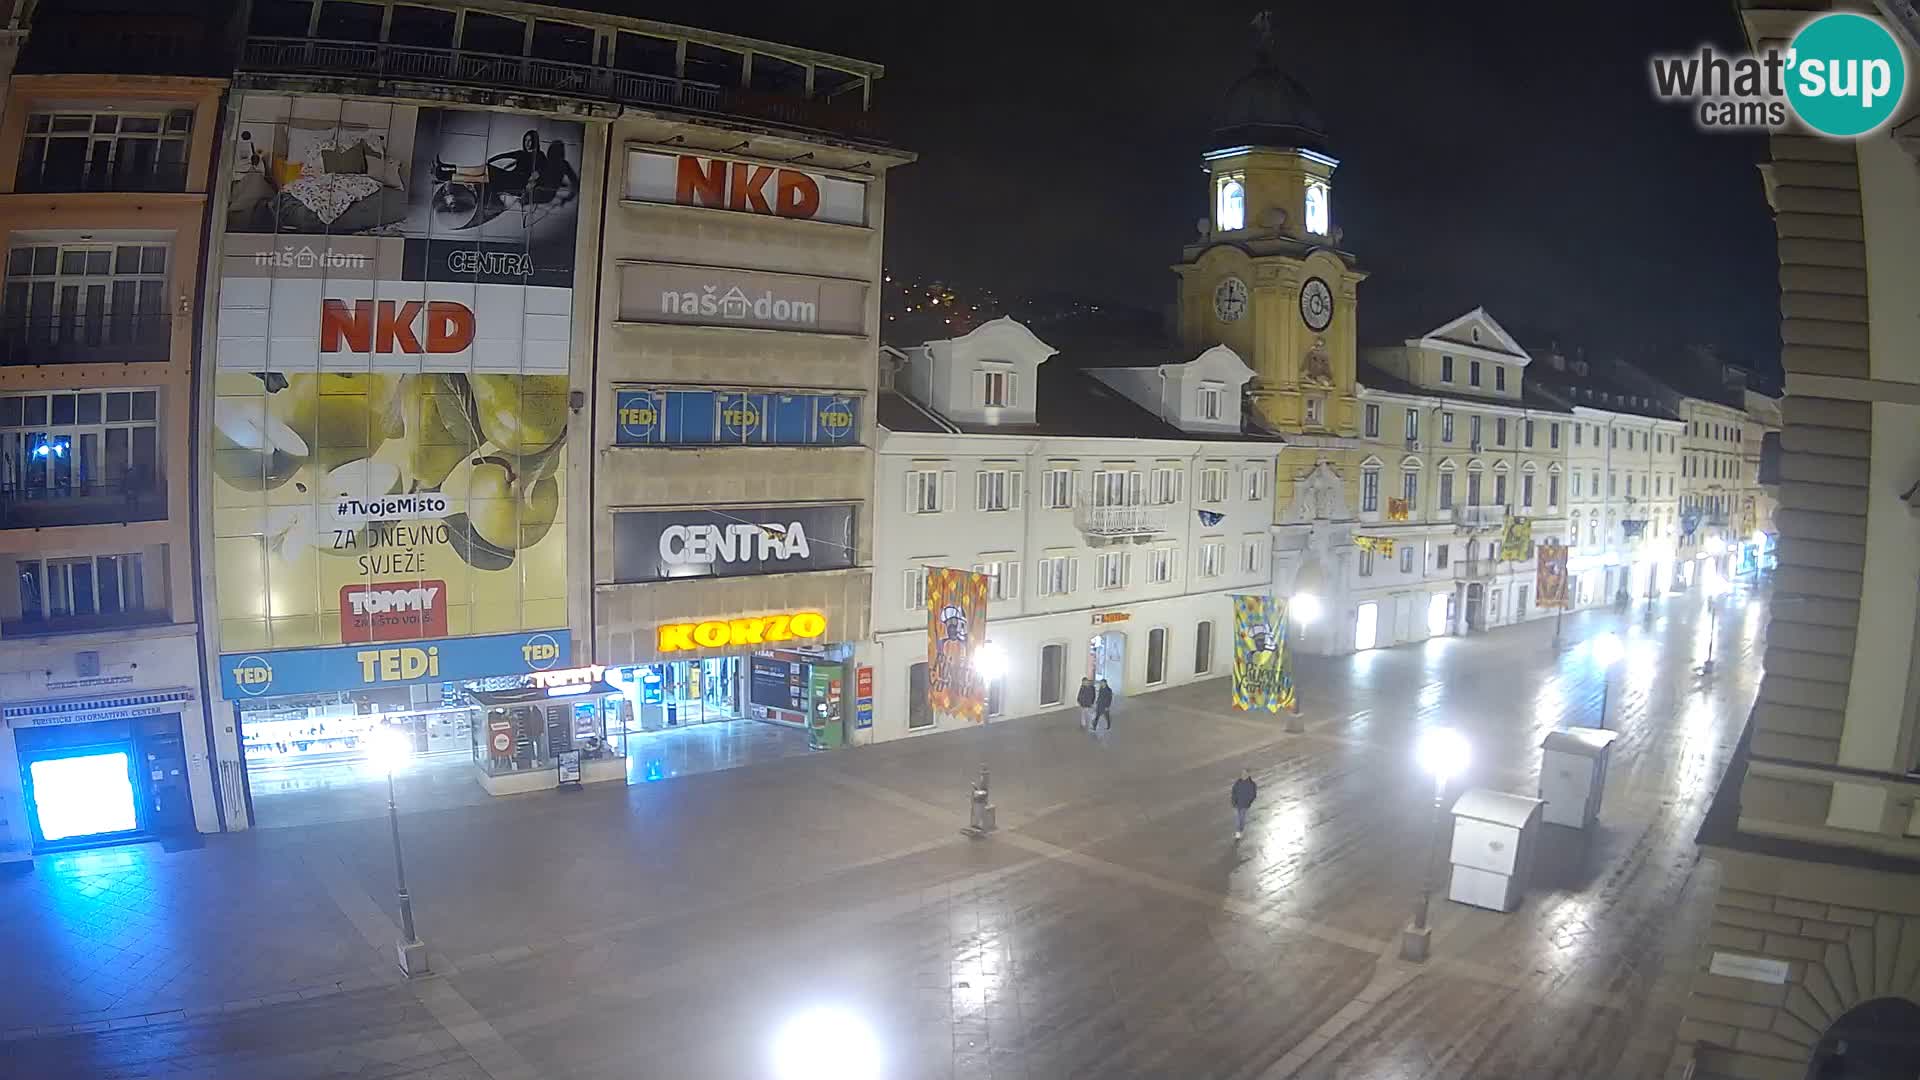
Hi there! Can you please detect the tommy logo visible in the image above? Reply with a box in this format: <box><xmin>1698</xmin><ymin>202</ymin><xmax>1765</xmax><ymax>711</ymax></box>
<box><xmin>339</xmin><ymin>581</ymin><xmax>449</xmax><ymax>642</ymax></box>
<box><xmin>320</xmin><ymin>299</ymin><xmax>476</xmax><ymax>354</ymax></box>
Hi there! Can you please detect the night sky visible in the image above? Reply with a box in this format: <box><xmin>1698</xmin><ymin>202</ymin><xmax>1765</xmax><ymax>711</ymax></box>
<box><xmin>656</xmin><ymin>1</ymin><xmax>1781</xmax><ymax>375</ymax></box>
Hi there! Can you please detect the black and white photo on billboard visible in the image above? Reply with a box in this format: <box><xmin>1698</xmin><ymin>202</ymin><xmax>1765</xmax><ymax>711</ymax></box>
<box><xmin>224</xmin><ymin>95</ymin><xmax>581</xmax><ymax>286</ymax></box>
<box><xmin>612</xmin><ymin>504</ymin><xmax>858</xmax><ymax>584</ymax></box>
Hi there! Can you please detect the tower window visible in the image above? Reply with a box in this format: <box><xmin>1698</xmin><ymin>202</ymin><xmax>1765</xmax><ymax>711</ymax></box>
<box><xmin>1217</xmin><ymin>178</ymin><xmax>1245</xmax><ymax>231</ymax></box>
<box><xmin>1304</xmin><ymin>179</ymin><xmax>1329</xmax><ymax>235</ymax></box>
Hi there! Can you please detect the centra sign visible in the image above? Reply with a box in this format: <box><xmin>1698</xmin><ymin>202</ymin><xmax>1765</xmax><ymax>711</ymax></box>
<box><xmin>658</xmin><ymin>611</ymin><xmax>827</xmax><ymax>652</ymax></box>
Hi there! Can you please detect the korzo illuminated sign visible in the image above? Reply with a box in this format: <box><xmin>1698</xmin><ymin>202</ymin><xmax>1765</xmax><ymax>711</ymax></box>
<box><xmin>658</xmin><ymin>611</ymin><xmax>828</xmax><ymax>652</ymax></box>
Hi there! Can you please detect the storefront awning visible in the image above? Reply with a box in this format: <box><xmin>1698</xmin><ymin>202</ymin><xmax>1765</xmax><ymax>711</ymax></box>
<box><xmin>465</xmin><ymin>682</ymin><xmax>621</xmax><ymax>707</ymax></box>
<box><xmin>3</xmin><ymin>687</ymin><xmax>195</xmax><ymax>729</ymax></box>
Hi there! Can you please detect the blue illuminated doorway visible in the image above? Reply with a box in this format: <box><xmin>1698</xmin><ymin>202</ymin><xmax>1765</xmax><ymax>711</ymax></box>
<box><xmin>21</xmin><ymin>742</ymin><xmax>142</xmax><ymax>849</ymax></box>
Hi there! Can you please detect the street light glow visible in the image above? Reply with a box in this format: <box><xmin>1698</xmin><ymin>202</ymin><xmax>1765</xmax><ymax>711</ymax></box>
<box><xmin>1291</xmin><ymin>592</ymin><xmax>1322</xmax><ymax>624</ymax></box>
<box><xmin>1414</xmin><ymin>727</ymin><xmax>1470</xmax><ymax>784</ymax></box>
<box><xmin>1703</xmin><ymin>567</ymin><xmax>1728</xmax><ymax>599</ymax></box>
<box><xmin>772</xmin><ymin>1006</ymin><xmax>882</xmax><ymax>1080</ymax></box>
<box><xmin>1750</xmin><ymin>530</ymin><xmax>1767</xmax><ymax>547</ymax></box>
<box><xmin>1592</xmin><ymin>632</ymin><xmax>1625</xmax><ymax>669</ymax></box>
<box><xmin>1705</xmin><ymin>536</ymin><xmax>1727</xmax><ymax>557</ymax></box>
<box><xmin>365</xmin><ymin>726</ymin><xmax>412</xmax><ymax>774</ymax></box>
<box><xmin>973</xmin><ymin>641</ymin><xmax>1008</xmax><ymax>681</ymax></box>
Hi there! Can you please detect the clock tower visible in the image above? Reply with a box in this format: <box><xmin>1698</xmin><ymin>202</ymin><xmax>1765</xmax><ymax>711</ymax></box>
<box><xmin>1172</xmin><ymin>14</ymin><xmax>1366</xmax><ymax>438</ymax></box>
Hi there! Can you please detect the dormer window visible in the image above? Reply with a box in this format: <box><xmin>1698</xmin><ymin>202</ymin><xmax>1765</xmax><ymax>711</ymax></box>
<box><xmin>1197</xmin><ymin>381</ymin><xmax>1224</xmax><ymax>421</ymax></box>
<box><xmin>1217</xmin><ymin>177</ymin><xmax>1245</xmax><ymax>231</ymax></box>
<box><xmin>981</xmin><ymin>366</ymin><xmax>1013</xmax><ymax>408</ymax></box>
<box><xmin>1304</xmin><ymin>179</ymin><xmax>1329</xmax><ymax>235</ymax></box>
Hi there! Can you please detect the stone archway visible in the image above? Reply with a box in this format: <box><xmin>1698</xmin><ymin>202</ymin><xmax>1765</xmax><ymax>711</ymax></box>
<box><xmin>1804</xmin><ymin>997</ymin><xmax>1920</xmax><ymax>1079</ymax></box>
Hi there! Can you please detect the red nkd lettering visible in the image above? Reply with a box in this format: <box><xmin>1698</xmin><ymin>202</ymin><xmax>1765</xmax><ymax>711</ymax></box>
<box><xmin>774</xmin><ymin>170</ymin><xmax>820</xmax><ymax>219</ymax></box>
<box><xmin>671</xmin><ymin>155</ymin><xmax>822</xmax><ymax>221</ymax></box>
<box><xmin>674</xmin><ymin>155</ymin><xmax>726</xmax><ymax>208</ymax></box>
<box><xmin>321</xmin><ymin>300</ymin><xmax>476</xmax><ymax>355</ymax></box>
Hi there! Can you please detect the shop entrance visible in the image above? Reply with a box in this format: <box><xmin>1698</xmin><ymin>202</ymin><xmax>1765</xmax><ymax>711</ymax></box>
<box><xmin>1089</xmin><ymin>631</ymin><xmax>1126</xmax><ymax>693</ymax></box>
<box><xmin>16</xmin><ymin>713</ymin><xmax>192</xmax><ymax>851</ymax></box>
<box><xmin>614</xmin><ymin>657</ymin><xmax>744</xmax><ymax>730</ymax></box>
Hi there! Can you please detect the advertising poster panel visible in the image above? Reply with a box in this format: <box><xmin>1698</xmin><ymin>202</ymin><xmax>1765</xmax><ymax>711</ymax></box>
<box><xmin>210</xmin><ymin>94</ymin><xmax>582</xmax><ymax>656</ymax></box>
<box><xmin>925</xmin><ymin>567</ymin><xmax>988</xmax><ymax>724</ymax></box>
<box><xmin>1232</xmin><ymin>594</ymin><xmax>1296</xmax><ymax>713</ymax></box>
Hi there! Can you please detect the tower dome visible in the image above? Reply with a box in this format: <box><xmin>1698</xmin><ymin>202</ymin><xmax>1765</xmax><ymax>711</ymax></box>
<box><xmin>1210</xmin><ymin>13</ymin><xmax>1327</xmax><ymax>153</ymax></box>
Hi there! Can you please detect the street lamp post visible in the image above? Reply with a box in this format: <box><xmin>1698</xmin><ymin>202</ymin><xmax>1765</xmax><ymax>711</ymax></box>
<box><xmin>373</xmin><ymin>730</ymin><xmax>429</xmax><ymax>977</ymax></box>
<box><xmin>1287</xmin><ymin>593</ymin><xmax>1320</xmax><ymax>733</ymax></box>
<box><xmin>1592</xmin><ymin>632</ymin><xmax>1624</xmax><ymax>730</ymax></box>
<box><xmin>1402</xmin><ymin>727</ymin><xmax>1469</xmax><ymax>963</ymax></box>
<box><xmin>1701</xmin><ymin>568</ymin><xmax>1727</xmax><ymax>676</ymax></box>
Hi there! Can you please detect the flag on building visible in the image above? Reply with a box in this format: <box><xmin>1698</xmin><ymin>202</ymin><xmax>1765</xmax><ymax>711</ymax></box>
<box><xmin>1536</xmin><ymin>542</ymin><xmax>1570</xmax><ymax>609</ymax></box>
<box><xmin>1354</xmin><ymin>535</ymin><xmax>1397</xmax><ymax>556</ymax></box>
<box><xmin>1231</xmin><ymin>594</ymin><xmax>1296</xmax><ymax>713</ymax></box>
<box><xmin>1386</xmin><ymin>497</ymin><xmax>1410</xmax><ymax>521</ymax></box>
<box><xmin>1500</xmin><ymin>516</ymin><xmax>1533</xmax><ymax>561</ymax></box>
<box><xmin>1197</xmin><ymin>509</ymin><xmax>1224</xmax><ymax>527</ymax></box>
<box><xmin>926</xmin><ymin>567</ymin><xmax>990</xmax><ymax>723</ymax></box>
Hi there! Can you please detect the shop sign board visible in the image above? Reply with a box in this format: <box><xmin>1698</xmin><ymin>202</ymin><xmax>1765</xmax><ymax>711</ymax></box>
<box><xmin>617</xmin><ymin>262</ymin><xmax>867</xmax><ymax>335</ymax></box>
<box><xmin>657</xmin><ymin>611</ymin><xmax>828</xmax><ymax>653</ymax></box>
<box><xmin>613</xmin><ymin>387</ymin><xmax>859</xmax><ymax>447</ymax></box>
<box><xmin>487</xmin><ymin>714</ymin><xmax>515</xmax><ymax>758</ymax></box>
<box><xmin>1092</xmin><ymin>611</ymin><xmax>1131</xmax><ymax>625</ymax></box>
<box><xmin>855</xmin><ymin>664</ymin><xmax>874</xmax><ymax>730</ymax></box>
<box><xmin>612</xmin><ymin>504</ymin><xmax>856</xmax><ymax>583</ymax></box>
<box><xmin>625</xmin><ymin>149</ymin><xmax>869</xmax><ymax>226</ymax></box>
<box><xmin>219</xmin><ymin>629</ymin><xmax>569</xmax><ymax>699</ymax></box>
<box><xmin>211</xmin><ymin>96</ymin><xmax>580</xmax><ymax>658</ymax></box>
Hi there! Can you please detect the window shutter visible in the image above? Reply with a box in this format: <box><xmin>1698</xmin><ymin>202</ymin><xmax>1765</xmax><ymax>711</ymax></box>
<box><xmin>1121</xmin><ymin>553</ymin><xmax>1132</xmax><ymax>586</ymax></box>
<box><xmin>1128</xmin><ymin>471</ymin><xmax>1143</xmax><ymax>505</ymax></box>
<box><xmin>904</xmin><ymin>569</ymin><xmax>921</xmax><ymax>611</ymax></box>
<box><xmin>1003</xmin><ymin>561</ymin><xmax>1021</xmax><ymax>599</ymax></box>
<box><xmin>1171</xmin><ymin>469</ymin><xmax>1183</xmax><ymax>505</ymax></box>
<box><xmin>939</xmin><ymin>470</ymin><xmax>954</xmax><ymax>512</ymax></box>
<box><xmin>1008</xmin><ymin>471</ymin><xmax>1023</xmax><ymax>509</ymax></box>
<box><xmin>1007</xmin><ymin>372</ymin><xmax>1019</xmax><ymax>407</ymax></box>
<box><xmin>975</xmin><ymin>471</ymin><xmax>990</xmax><ymax>511</ymax></box>
<box><xmin>905</xmin><ymin>471</ymin><xmax>922</xmax><ymax>511</ymax></box>
<box><xmin>1067</xmin><ymin>557</ymin><xmax>1079</xmax><ymax>594</ymax></box>
<box><xmin>973</xmin><ymin>368</ymin><xmax>988</xmax><ymax>407</ymax></box>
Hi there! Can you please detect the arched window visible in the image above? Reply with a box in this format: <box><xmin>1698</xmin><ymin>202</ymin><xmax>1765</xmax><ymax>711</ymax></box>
<box><xmin>1304</xmin><ymin>179</ymin><xmax>1329</xmax><ymax>235</ymax></box>
<box><xmin>1217</xmin><ymin>178</ymin><xmax>1245</xmax><ymax>231</ymax></box>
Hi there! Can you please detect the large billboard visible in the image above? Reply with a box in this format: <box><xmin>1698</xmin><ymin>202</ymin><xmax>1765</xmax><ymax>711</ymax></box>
<box><xmin>209</xmin><ymin>95</ymin><xmax>582</xmax><ymax>657</ymax></box>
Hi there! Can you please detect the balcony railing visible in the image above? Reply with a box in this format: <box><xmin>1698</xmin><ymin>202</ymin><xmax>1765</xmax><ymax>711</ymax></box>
<box><xmin>2</xmin><ymin>480</ymin><xmax>166</xmax><ymax>530</ymax></box>
<box><xmin>241</xmin><ymin>37</ymin><xmax>878</xmax><ymax>140</ymax></box>
<box><xmin>0</xmin><ymin>315</ymin><xmax>172</xmax><ymax>366</ymax></box>
<box><xmin>1078</xmin><ymin>505</ymin><xmax>1172</xmax><ymax>539</ymax></box>
<box><xmin>1452</xmin><ymin>505</ymin><xmax>1507</xmax><ymax>530</ymax></box>
<box><xmin>1453</xmin><ymin>557</ymin><xmax>1499</xmax><ymax>581</ymax></box>
<box><xmin>15</xmin><ymin>162</ymin><xmax>191</xmax><ymax>195</ymax></box>
<box><xmin>1</xmin><ymin>607</ymin><xmax>169</xmax><ymax>639</ymax></box>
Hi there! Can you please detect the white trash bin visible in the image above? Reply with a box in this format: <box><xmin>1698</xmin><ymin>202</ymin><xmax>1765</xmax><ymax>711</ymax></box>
<box><xmin>1447</xmin><ymin>788</ymin><xmax>1544</xmax><ymax>913</ymax></box>
<box><xmin>1538</xmin><ymin>726</ymin><xmax>1620</xmax><ymax>829</ymax></box>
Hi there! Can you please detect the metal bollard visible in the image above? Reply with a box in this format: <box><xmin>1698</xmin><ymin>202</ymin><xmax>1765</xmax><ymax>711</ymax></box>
<box><xmin>962</xmin><ymin>764</ymin><xmax>996</xmax><ymax>838</ymax></box>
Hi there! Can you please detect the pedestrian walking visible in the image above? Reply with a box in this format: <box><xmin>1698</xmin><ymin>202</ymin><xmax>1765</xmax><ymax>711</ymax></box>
<box><xmin>1075</xmin><ymin>677</ymin><xmax>1096</xmax><ymax>730</ymax></box>
<box><xmin>1094</xmin><ymin>679</ymin><xmax>1114</xmax><ymax>730</ymax></box>
<box><xmin>1230</xmin><ymin>769</ymin><xmax>1258</xmax><ymax>840</ymax></box>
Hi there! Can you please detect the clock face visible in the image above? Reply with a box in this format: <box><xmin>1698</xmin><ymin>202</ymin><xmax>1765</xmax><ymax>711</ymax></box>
<box><xmin>1213</xmin><ymin>277</ymin><xmax>1248</xmax><ymax>323</ymax></box>
<box><xmin>1299</xmin><ymin>277</ymin><xmax>1333</xmax><ymax>332</ymax></box>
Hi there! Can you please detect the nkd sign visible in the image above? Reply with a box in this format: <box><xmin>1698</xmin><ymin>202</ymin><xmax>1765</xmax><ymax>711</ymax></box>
<box><xmin>611</xmin><ymin>503</ymin><xmax>857</xmax><ymax>584</ymax></box>
<box><xmin>626</xmin><ymin>149</ymin><xmax>868</xmax><ymax>226</ymax></box>
<box><xmin>618</xmin><ymin>262</ymin><xmax>867</xmax><ymax>336</ymax></box>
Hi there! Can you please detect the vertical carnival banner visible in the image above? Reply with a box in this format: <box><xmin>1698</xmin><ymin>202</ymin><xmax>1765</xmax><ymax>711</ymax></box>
<box><xmin>1500</xmin><ymin>516</ymin><xmax>1533</xmax><ymax>561</ymax></box>
<box><xmin>209</xmin><ymin>95</ymin><xmax>582</xmax><ymax>655</ymax></box>
<box><xmin>926</xmin><ymin>567</ymin><xmax>989</xmax><ymax>723</ymax></box>
<box><xmin>1536</xmin><ymin>542</ymin><xmax>1570</xmax><ymax>608</ymax></box>
<box><xmin>1231</xmin><ymin>594</ymin><xmax>1296</xmax><ymax>713</ymax></box>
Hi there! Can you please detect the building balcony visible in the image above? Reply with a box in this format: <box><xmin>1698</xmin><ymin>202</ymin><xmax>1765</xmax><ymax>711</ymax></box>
<box><xmin>14</xmin><ymin>161</ymin><xmax>191</xmax><ymax>195</ymax></box>
<box><xmin>1453</xmin><ymin>557</ymin><xmax>1500</xmax><ymax>581</ymax></box>
<box><xmin>240</xmin><ymin>37</ymin><xmax>879</xmax><ymax>141</ymax></box>
<box><xmin>1452</xmin><ymin>505</ymin><xmax>1507</xmax><ymax>530</ymax></box>
<box><xmin>1</xmin><ymin>607</ymin><xmax>169</xmax><ymax>640</ymax></box>
<box><xmin>1</xmin><ymin>481</ymin><xmax>166</xmax><ymax>530</ymax></box>
<box><xmin>1077</xmin><ymin>505</ymin><xmax>1172</xmax><ymax>540</ymax></box>
<box><xmin>0</xmin><ymin>315</ymin><xmax>172</xmax><ymax>367</ymax></box>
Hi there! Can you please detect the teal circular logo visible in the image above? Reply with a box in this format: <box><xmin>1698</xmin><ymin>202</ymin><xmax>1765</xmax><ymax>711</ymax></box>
<box><xmin>1787</xmin><ymin>13</ymin><xmax>1907</xmax><ymax>137</ymax></box>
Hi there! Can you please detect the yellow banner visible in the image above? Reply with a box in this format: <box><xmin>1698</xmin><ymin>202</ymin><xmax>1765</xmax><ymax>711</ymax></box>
<box><xmin>1354</xmin><ymin>535</ymin><xmax>1396</xmax><ymax>556</ymax></box>
<box><xmin>1500</xmin><ymin>516</ymin><xmax>1533</xmax><ymax>562</ymax></box>
<box><xmin>1386</xmin><ymin>497</ymin><xmax>1410</xmax><ymax>522</ymax></box>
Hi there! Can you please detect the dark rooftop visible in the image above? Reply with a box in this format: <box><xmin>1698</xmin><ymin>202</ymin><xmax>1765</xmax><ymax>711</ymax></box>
<box><xmin>1358</xmin><ymin>363</ymin><xmax>1573</xmax><ymax>415</ymax></box>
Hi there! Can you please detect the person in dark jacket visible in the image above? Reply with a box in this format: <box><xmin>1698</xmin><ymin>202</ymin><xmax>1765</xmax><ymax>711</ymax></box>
<box><xmin>1230</xmin><ymin>769</ymin><xmax>1258</xmax><ymax>839</ymax></box>
<box><xmin>1094</xmin><ymin>679</ymin><xmax>1114</xmax><ymax>730</ymax></box>
<box><xmin>1075</xmin><ymin>677</ymin><xmax>1096</xmax><ymax>730</ymax></box>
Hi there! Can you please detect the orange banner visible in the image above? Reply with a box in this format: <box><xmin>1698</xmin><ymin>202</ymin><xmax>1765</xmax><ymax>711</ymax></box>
<box><xmin>926</xmin><ymin>567</ymin><xmax>990</xmax><ymax>723</ymax></box>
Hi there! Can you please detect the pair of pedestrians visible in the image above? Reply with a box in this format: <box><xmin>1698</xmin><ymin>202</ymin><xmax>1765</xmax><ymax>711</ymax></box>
<box><xmin>1075</xmin><ymin>677</ymin><xmax>1114</xmax><ymax>731</ymax></box>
